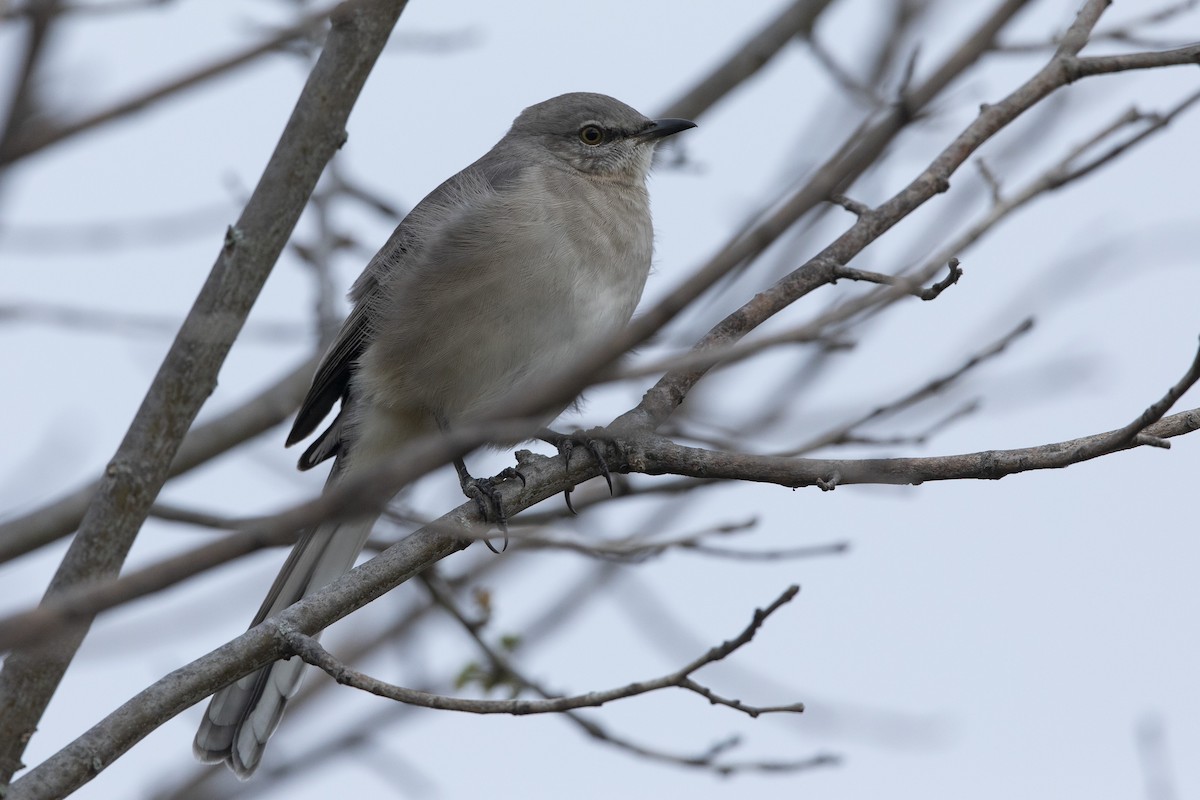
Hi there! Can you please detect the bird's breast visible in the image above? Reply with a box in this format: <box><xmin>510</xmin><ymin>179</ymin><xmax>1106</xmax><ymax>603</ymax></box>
<box><xmin>357</xmin><ymin>167</ymin><xmax>655</xmax><ymax>423</ymax></box>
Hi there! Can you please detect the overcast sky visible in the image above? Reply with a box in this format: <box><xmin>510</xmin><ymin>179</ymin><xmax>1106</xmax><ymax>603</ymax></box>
<box><xmin>2</xmin><ymin>1</ymin><xmax>1199</xmax><ymax>798</ymax></box>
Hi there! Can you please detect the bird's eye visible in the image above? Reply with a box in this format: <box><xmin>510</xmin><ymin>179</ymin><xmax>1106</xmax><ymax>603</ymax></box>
<box><xmin>578</xmin><ymin>125</ymin><xmax>605</xmax><ymax>146</ymax></box>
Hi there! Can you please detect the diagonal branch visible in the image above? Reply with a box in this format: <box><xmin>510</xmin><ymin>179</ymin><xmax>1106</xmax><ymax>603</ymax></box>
<box><xmin>499</xmin><ymin>0</ymin><xmax>1038</xmax><ymax>434</ymax></box>
<box><xmin>620</xmin><ymin>0</ymin><xmax>1200</xmax><ymax>433</ymax></box>
<box><xmin>4</xmin><ymin>387</ymin><xmax>1198</xmax><ymax>656</ymax></box>
<box><xmin>2</xmin><ymin>511</ymin><xmax>463</xmax><ymax>800</ymax></box>
<box><xmin>0</xmin><ymin>354</ymin><xmax>317</xmax><ymax>565</ymax></box>
<box><xmin>0</xmin><ymin>3</ymin><xmax>339</xmax><ymax>166</ymax></box>
<box><xmin>0</xmin><ymin>0</ymin><xmax>411</xmax><ymax>785</ymax></box>
<box><xmin>0</xmin><ymin>0</ymin><xmax>63</xmax><ymax>167</ymax></box>
<box><xmin>1068</xmin><ymin>337</ymin><xmax>1200</xmax><ymax>462</ymax></box>
<box><xmin>3</xmin><ymin>331</ymin><xmax>1199</xmax><ymax>657</ymax></box>
<box><xmin>659</xmin><ymin>0</ymin><xmax>834</xmax><ymax>121</ymax></box>
<box><xmin>784</xmin><ymin>317</ymin><xmax>1035</xmax><ymax>455</ymax></box>
<box><xmin>6</xmin><ymin>385</ymin><xmax>1198</xmax><ymax>794</ymax></box>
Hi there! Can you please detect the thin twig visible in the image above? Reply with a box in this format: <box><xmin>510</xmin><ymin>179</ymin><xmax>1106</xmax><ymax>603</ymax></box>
<box><xmin>0</xmin><ymin>354</ymin><xmax>318</xmax><ymax>564</ymax></box>
<box><xmin>834</xmin><ymin>258</ymin><xmax>964</xmax><ymax>301</ymax></box>
<box><xmin>660</xmin><ymin>0</ymin><xmax>834</xmax><ymax>120</ymax></box>
<box><xmin>784</xmin><ymin>318</ymin><xmax>1033</xmax><ymax>455</ymax></box>
<box><xmin>998</xmin><ymin>0</ymin><xmax>1200</xmax><ymax>53</ymax></box>
<box><xmin>415</xmin><ymin>577</ymin><xmax>822</xmax><ymax>773</ymax></box>
<box><xmin>1068</xmin><ymin>337</ymin><xmax>1200</xmax><ymax>462</ymax></box>
<box><xmin>0</xmin><ymin>3</ymin><xmax>337</xmax><ymax>165</ymax></box>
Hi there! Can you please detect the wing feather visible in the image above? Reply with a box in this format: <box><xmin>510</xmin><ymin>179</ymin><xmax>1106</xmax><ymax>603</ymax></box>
<box><xmin>284</xmin><ymin>145</ymin><xmax>525</xmax><ymax>461</ymax></box>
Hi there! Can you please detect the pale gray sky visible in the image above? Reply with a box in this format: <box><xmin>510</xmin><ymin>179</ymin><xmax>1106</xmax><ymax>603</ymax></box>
<box><xmin>2</xmin><ymin>1</ymin><xmax>1199</xmax><ymax>798</ymax></box>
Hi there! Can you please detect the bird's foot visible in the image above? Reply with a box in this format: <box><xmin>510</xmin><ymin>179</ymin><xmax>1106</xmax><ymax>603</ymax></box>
<box><xmin>540</xmin><ymin>428</ymin><xmax>617</xmax><ymax>514</ymax></box>
<box><xmin>460</xmin><ymin>467</ymin><xmax>525</xmax><ymax>553</ymax></box>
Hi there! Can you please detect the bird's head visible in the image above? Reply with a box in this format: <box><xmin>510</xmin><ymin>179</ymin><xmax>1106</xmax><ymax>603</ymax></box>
<box><xmin>509</xmin><ymin>92</ymin><xmax>695</xmax><ymax>181</ymax></box>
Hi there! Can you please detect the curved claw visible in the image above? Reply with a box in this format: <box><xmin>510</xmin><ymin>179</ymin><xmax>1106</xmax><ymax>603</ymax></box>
<box><xmin>497</xmin><ymin>465</ymin><xmax>527</xmax><ymax>488</ymax></box>
<box><xmin>462</xmin><ymin>477</ymin><xmax>509</xmax><ymax>553</ymax></box>
<box><xmin>452</xmin><ymin>455</ymin><xmax>525</xmax><ymax>553</ymax></box>
<box><xmin>549</xmin><ymin>429</ymin><xmax>617</xmax><ymax>513</ymax></box>
<box><xmin>580</xmin><ymin>438</ymin><xmax>614</xmax><ymax>496</ymax></box>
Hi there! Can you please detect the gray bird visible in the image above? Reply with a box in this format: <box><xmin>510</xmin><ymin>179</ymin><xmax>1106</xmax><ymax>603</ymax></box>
<box><xmin>193</xmin><ymin>92</ymin><xmax>694</xmax><ymax>777</ymax></box>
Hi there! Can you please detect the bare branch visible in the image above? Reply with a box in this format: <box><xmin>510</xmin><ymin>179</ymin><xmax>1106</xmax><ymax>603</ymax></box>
<box><xmin>0</xmin><ymin>301</ymin><xmax>307</xmax><ymax>340</ymax></box>
<box><xmin>610</xmin><ymin>260</ymin><xmax>963</xmax><ymax>389</ymax></box>
<box><xmin>620</xmin><ymin>0</ymin><xmax>1198</xmax><ymax>432</ymax></box>
<box><xmin>0</xmin><ymin>354</ymin><xmax>317</xmax><ymax>564</ymax></box>
<box><xmin>631</xmin><ymin>401</ymin><xmax>1200</xmax><ymax>491</ymax></box>
<box><xmin>0</xmin><ymin>417</ymin><xmax>566</xmax><ymax>652</ymax></box>
<box><xmin>828</xmin><ymin>399</ymin><xmax>983</xmax><ymax>450</ymax></box>
<box><xmin>763</xmin><ymin>94</ymin><xmax>1192</xmax><ymax>391</ymax></box>
<box><xmin>1069</xmin><ymin>43</ymin><xmax>1200</xmax><ymax>79</ymax></box>
<box><xmin>1</xmin><ymin>0</ymin><xmax>173</xmax><ymax>19</ymax></box>
<box><xmin>1068</xmin><ymin>338</ymin><xmax>1200</xmax><ymax>462</ymax></box>
<box><xmin>807</xmin><ymin>34</ymin><xmax>885</xmax><ymax>108</ymax></box>
<box><xmin>507</xmin><ymin>519</ymin><xmax>849</xmax><ymax>563</ymax></box>
<box><xmin>0</xmin><ymin>0</ymin><xmax>413</xmax><ymax>782</ymax></box>
<box><xmin>2</xmin><ymin>512</ymin><xmax>467</xmax><ymax>800</ymax></box>
<box><xmin>660</xmin><ymin>0</ymin><xmax>834</xmax><ymax>120</ymax></box>
<box><xmin>422</xmin><ymin>575</ymin><xmax>826</xmax><ymax>774</ymax></box>
<box><xmin>283</xmin><ymin>585</ymin><xmax>804</xmax><ymax>716</ymax></box>
<box><xmin>13</xmin><ymin>385</ymin><xmax>1196</xmax><ymax>793</ymax></box>
<box><xmin>512</xmin><ymin>473</ymin><xmax>716</xmax><ymax>525</ymax></box>
<box><xmin>834</xmin><ymin>257</ymin><xmax>963</xmax><ymax>301</ymax></box>
<box><xmin>0</xmin><ymin>3</ymin><xmax>337</xmax><ymax>166</ymax></box>
<box><xmin>1055</xmin><ymin>0</ymin><xmax>1110</xmax><ymax>56</ymax></box>
<box><xmin>871</xmin><ymin>90</ymin><xmax>1200</xmax><ymax>327</ymax></box>
<box><xmin>785</xmin><ymin>318</ymin><xmax>1034</xmax><ymax>455</ymax></box>
<box><xmin>0</xmin><ymin>0</ymin><xmax>63</xmax><ymax>168</ymax></box>
<box><xmin>503</xmin><ymin>517</ymin><xmax>759</xmax><ymax>561</ymax></box>
<box><xmin>616</xmin><ymin>0</ymin><xmax>1035</xmax><ymax>432</ymax></box>
<box><xmin>678</xmin><ymin>540</ymin><xmax>851</xmax><ymax>562</ymax></box>
<box><xmin>1136</xmin><ymin>715</ymin><xmax>1180</xmax><ymax>800</ymax></box>
<box><xmin>147</xmin><ymin>501</ymin><xmax>242</xmax><ymax>531</ymax></box>
<box><xmin>829</xmin><ymin>193</ymin><xmax>872</xmax><ymax>217</ymax></box>
<box><xmin>1052</xmin><ymin>90</ymin><xmax>1200</xmax><ymax>185</ymax></box>
<box><xmin>975</xmin><ymin>157</ymin><xmax>1004</xmax><ymax>203</ymax></box>
<box><xmin>999</xmin><ymin>0</ymin><xmax>1200</xmax><ymax>53</ymax></box>
<box><xmin>4</xmin><ymin>338</ymin><xmax>1197</xmax><ymax>656</ymax></box>
<box><xmin>8</xmin><ymin>325</ymin><xmax>1198</xmax><ymax>654</ymax></box>
<box><xmin>0</xmin><ymin>203</ymin><xmax>232</xmax><ymax>252</ymax></box>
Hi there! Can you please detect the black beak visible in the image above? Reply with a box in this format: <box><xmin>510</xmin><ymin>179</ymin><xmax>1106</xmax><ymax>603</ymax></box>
<box><xmin>635</xmin><ymin>117</ymin><xmax>697</xmax><ymax>141</ymax></box>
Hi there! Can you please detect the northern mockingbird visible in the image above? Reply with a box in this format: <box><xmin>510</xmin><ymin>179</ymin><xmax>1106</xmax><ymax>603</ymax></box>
<box><xmin>194</xmin><ymin>92</ymin><xmax>694</xmax><ymax>777</ymax></box>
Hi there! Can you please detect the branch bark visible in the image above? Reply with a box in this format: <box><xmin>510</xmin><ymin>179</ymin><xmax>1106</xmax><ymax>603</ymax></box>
<box><xmin>0</xmin><ymin>3</ymin><xmax>340</xmax><ymax>166</ymax></box>
<box><xmin>0</xmin><ymin>355</ymin><xmax>318</xmax><ymax>564</ymax></box>
<box><xmin>283</xmin><ymin>585</ymin><xmax>803</xmax><ymax>716</ymax></box>
<box><xmin>619</xmin><ymin>0</ymin><xmax>1200</xmax><ymax>432</ymax></box>
<box><xmin>0</xmin><ymin>0</ymin><xmax>409</xmax><ymax>785</ymax></box>
<box><xmin>3</xmin><ymin>392</ymin><xmax>1196</xmax><ymax>793</ymax></box>
<box><xmin>660</xmin><ymin>0</ymin><xmax>833</xmax><ymax>120</ymax></box>
<box><xmin>3</xmin><ymin>516</ymin><xmax>460</xmax><ymax>800</ymax></box>
<box><xmin>2</xmin><ymin>394</ymin><xmax>1197</xmax><ymax>656</ymax></box>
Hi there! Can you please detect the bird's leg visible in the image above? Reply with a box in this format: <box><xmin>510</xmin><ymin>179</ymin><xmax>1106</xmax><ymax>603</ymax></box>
<box><xmin>452</xmin><ymin>457</ymin><xmax>508</xmax><ymax>554</ymax></box>
<box><xmin>451</xmin><ymin>456</ymin><xmax>528</xmax><ymax>524</ymax></box>
<box><xmin>437</xmin><ymin>414</ymin><xmax>524</xmax><ymax>553</ymax></box>
<box><xmin>539</xmin><ymin>427</ymin><xmax>617</xmax><ymax>514</ymax></box>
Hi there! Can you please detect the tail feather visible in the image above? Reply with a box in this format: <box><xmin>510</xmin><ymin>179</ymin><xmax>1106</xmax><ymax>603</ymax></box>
<box><xmin>194</xmin><ymin>512</ymin><xmax>377</xmax><ymax>778</ymax></box>
<box><xmin>196</xmin><ymin>405</ymin><xmax>423</xmax><ymax>777</ymax></box>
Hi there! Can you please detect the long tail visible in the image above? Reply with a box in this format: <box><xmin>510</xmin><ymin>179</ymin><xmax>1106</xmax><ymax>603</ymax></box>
<box><xmin>193</xmin><ymin>466</ymin><xmax>377</xmax><ymax>778</ymax></box>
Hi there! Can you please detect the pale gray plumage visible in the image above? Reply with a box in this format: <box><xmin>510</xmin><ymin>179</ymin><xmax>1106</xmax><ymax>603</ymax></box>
<box><xmin>193</xmin><ymin>92</ymin><xmax>694</xmax><ymax>777</ymax></box>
